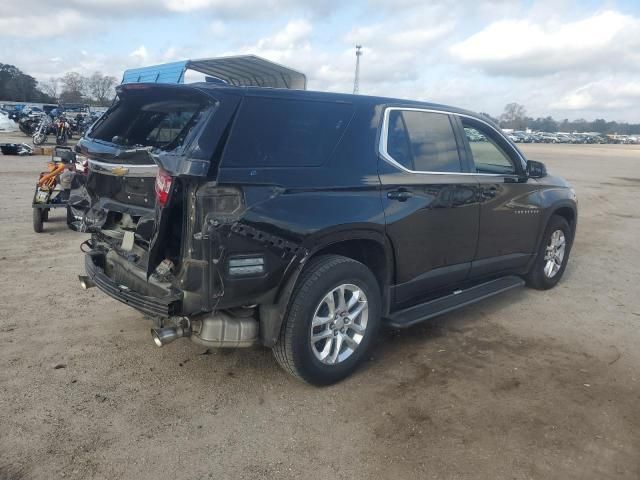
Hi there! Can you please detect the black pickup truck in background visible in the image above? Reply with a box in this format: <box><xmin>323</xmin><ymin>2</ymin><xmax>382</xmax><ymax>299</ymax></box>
<box><xmin>73</xmin><ymin>83</ymin><xmax>577</xmax><ymax>385</ymax></box>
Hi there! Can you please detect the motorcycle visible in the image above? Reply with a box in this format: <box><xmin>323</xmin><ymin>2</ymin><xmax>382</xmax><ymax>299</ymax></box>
<box><xmin>18</xmin><ymin>113</ymin><xmax>43</xmax><ymax>136</ymax></box>
<box><xmin>54</xmin><ymin>115</ymin><xmax>71</xmax><ymax>146</ymax></box>
<box><xmin>32</xmin><ymin>115</ymin><xmax>53</xmax><ymax>145</ymax></box>
<box><xmin>69</xmin><ymin>114</ymin><xmax>85</xmax><ymax>137</ymax></box>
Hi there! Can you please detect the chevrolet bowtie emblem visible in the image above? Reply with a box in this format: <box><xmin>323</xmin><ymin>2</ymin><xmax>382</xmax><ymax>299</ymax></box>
<box><xmin>111</xmin><ymin>166</ymin><xmax>129</xmax><ymax>176</ymax></box>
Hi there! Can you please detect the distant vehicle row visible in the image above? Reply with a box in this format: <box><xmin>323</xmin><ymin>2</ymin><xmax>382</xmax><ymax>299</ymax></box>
<box><xmin>500</xmin><ymin>130</ymin><xmax>639</xmax><ymax>144</ymax></box>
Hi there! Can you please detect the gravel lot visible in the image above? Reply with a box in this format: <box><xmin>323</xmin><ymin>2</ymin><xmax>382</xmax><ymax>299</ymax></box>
<box><xmin>1</xmin><ymin>135</ymin><xmax>639</xmax><ymax>480</ymax></box>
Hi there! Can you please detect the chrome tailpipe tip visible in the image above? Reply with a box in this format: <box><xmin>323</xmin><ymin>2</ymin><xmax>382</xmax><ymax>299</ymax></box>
<box><xmin>151</xmin><ymin>326</ymin><xmax>188</xmax><ymax>347</ymax></box>
<box><xmin>78</xmin><ymin>275</ymin><xmax>95</xmax><ymax>290</ymax></box>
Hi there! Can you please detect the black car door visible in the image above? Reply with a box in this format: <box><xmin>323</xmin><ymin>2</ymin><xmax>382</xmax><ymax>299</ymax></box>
<box><xmin>378</xmin><ymin>108</ymin><xmax>481</xmax><ymax>308</ymax></box>
<box><xmin>459</xmin><ymin>117</ymin><xmax>543</xmax><ymax>278</ymax></box>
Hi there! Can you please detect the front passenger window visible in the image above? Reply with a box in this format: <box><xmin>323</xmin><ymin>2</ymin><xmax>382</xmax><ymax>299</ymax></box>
<box><xmin>463</xmin><ymin>126</ymin><xmax>516</xmax><ymax>175</ymax></box>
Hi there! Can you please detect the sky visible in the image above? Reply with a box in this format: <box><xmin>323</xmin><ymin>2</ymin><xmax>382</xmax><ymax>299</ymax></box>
<box><xmin>1</xmin><ymin>0</ymin><xmax>639</xmax><ymax>122</ymax></box>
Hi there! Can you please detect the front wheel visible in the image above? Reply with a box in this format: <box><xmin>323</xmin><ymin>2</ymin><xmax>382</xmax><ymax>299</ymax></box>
<box><xmin>525</xmin><ymin>215</ymin><xmax>572</xmax><ymax>290</ymax></box>
<box><xmin>273</xmin><ymin>254</ymin><xmax>381</xmax><ymax>385</ymax></box>
<box><xmin>33</xmin><ymin>208</ymin><xmax>43</xmax><ymax>233</ymax></box>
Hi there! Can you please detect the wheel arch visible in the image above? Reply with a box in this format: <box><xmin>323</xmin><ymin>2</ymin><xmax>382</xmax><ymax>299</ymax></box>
<box><xmin>552</xmin><ymin>205</ymin><xmax>577</xmax><ymax>231</ymax></box>
<box><xmin>533</xmin><ymin>200</ymin><xmax>577</xmax><ymax>257</ymax></box>
<box><xmin>259</xmin><ymin>230</ymin><xmax>394</xmax><ymax>347</ymax></box>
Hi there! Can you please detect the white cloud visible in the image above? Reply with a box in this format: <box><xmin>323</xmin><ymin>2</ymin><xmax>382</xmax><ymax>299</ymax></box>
<box><xmin>129</xmin><ymin>46</ymin><xmax>150</xmax><ymax>63</ymax></box>
<box><xmin>551</xmin><ymin>79</ymin><xmax>640</xmax><ymax>111</ymax></box>
<box><xmin>231</xmin><ymin>18</ymin><xmax>314</xmax><ymax>69</ymax></box>
<box><xmin>1</xmin><ymin>1</ymin><xmax>639</xmax><ymax>123</ymax></box>
<box><xmin>0</xmin><ymin>10</ymin><xmax>86</xmax><ymax>38</ymax></box>
<box><xmin>163</xmin><ymin>0</ymin><xmax>335</xmax><ymax>18</ymax></box>
<box><xmin>256</xmin><ymin>19</ymin><xmax>312</xmax><ymax>50</ymax></box>
<box><xmin>450</xmin><ymin>10</ymin><xmax>640</xmax><ymax>76</ymax></box>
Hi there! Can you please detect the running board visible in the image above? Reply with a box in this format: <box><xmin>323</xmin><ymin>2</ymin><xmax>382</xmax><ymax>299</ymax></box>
<box><xmin>385</xmin><ymin>276</ymin><xmax>525</xmax><ymax>329</ymax></box>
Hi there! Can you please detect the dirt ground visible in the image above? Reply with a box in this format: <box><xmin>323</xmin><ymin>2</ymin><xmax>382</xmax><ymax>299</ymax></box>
<box><xmin>0</xmin><ymin>133</ymin><xmax>639</xmax><ymax>480</ymax></box>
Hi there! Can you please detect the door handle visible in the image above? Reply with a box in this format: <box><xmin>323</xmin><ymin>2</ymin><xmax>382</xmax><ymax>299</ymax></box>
<box><xmin>481</xmin><ymin>187</ymin><xmax>498</xmax><ymax>198</ymax></box>
<box><xmin>387</xmin><ymin>190</ymin><xmax>412</xmax><ymax>202</ymax></box>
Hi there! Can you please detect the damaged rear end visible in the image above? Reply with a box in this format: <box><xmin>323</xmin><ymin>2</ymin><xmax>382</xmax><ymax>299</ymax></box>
<box><xmin>77</xmin><ymin>82</ymin><xmax>263</xmax><ymax>346</ymax></box>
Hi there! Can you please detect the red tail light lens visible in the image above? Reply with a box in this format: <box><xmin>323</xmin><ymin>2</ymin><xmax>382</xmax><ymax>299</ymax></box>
<box><xmin>155</xmin><ymin>169</ymin><xmax>173</xmax><ymax>207</ymax></box>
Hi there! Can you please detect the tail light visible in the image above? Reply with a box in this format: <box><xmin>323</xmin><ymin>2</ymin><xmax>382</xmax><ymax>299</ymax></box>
<box><xmin>155</xmin><ymin>169</ymin><xmax>173</xmax><ymax>207</ymax></box>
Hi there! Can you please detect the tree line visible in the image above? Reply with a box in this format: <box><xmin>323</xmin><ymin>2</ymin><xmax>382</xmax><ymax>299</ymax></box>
<box><xmin>0</xmin><ymin>63</ymin><xmax>117</xmax><ymax>107</ymax></box>
<box><xmin>0</xmin><ymin>63</ymin><xmax>54</xmax><ymax>103</ymax></box>
<box><xmin>40</xmin><ymin>71</ymin><xmax>118</xmax><ymax>106</ymax></box>
<box><xmin>485</xmin><ymin>103</ymin><xmax>640</xmax><ymax>135</ymax></box>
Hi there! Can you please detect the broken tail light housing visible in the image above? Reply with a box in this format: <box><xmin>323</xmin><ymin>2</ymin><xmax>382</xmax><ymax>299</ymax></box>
<box><xmin>155</xmin><ymin>169</ymin><xmax>173</xmax><ymax>207</ymax></box>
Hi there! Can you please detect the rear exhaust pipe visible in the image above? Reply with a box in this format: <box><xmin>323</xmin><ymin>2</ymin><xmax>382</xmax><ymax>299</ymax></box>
<box><xmin>78</xmin><ymin>275</ymin><xmax>95</xmax><ymax>290</ymax></box>
<box><xmin>151</xmin><ymin>325</ymin><xmax>189</xmax><ymax>347</ymax></box>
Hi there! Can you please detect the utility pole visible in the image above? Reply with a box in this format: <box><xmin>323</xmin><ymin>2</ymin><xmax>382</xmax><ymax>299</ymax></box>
<box><xmin>353</xmin><ymin>45</ymin><xmax>362</xmax><ymax>94</ymax></box>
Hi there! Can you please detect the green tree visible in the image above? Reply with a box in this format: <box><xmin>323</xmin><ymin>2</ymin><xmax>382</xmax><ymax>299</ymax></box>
<box><xmin>87</xmin><ymin>72</ymin><xmax>117</xmax><ymax>106</ymax></box>
<box><xmin>0</xmin><ymin>63</ymin><xmax>54</xmax><ymax>102</ymax></box>
<box><xmin>499</xmin><ymin>103</ymin><xmax>527</xmax><ymax>130</ymax></box>
<box><xmin>59</xmin><ymin>72</ymin><xmax>87</xmax><ymax>103</ymax></box>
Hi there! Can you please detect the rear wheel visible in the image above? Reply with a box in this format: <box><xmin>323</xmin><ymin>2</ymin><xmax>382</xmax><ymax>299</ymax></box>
<box><xmin>42</xmin><ymin>208</ymin><xmax>49</xmax><ymax>222</ymax></box>
<box><xmin>33</xmin><ymin>208</ymin><xmax>43</xmax><ymax>233</ymax></box>
<box><xmin>273</xmin><ymin>254</ymin><xmax>381</xmax><ymax>385</ymax></box>
<box><xmin>525</xmin><ymin>215</ymin><xmax>572</xmax><ymax>290</ymax></box>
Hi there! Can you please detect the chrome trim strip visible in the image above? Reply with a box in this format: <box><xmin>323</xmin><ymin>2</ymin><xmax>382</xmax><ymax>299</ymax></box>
<box><xmin>378</xmin><ymin>106</ymin><xmax>526</xmax><ymax>176</ymax></box>
<box><xmin>88</xmin><ymin>159</ymin><xmax>158</xmax><ymax>177</ymax></box>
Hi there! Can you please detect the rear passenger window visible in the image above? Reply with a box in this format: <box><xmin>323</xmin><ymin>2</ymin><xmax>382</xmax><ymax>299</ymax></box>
<box><xmin>222</xmin><ymin>97</ymin><xmax>353</xmax><ymax>167</ymax></box>
<box><xmin>384</xmin><ymin>110</ymin><xmax>461</xmax><ymax>172</ymax></box>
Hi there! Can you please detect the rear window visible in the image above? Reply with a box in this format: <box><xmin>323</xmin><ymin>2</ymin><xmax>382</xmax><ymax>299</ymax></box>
<box><xmin>90</xmin><ymin>91</ymin><xmax>211</xmax><ymax>150</ymax></box>
<box><xmin>222</xmin><ymin>97</ymin><xmax>353</xmax><ymax>167</ymax></box>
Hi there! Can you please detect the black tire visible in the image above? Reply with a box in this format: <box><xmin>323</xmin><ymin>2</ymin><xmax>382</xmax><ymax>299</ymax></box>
<box><xmin>273</xmin><ymin>254</ymin><xmax>381</xmax><ymax>385</ymax></box>
<box><xmin>33</xmin><ymin>133</ymin><xmax>46</xmax><ymax>145</ymax></box>
<box><xmin>525</xmin><ymin>215</ymin><xmax>572</xmax><ymax>290</ymax></box>
<box><xmin>33</xmin><ymin>208</ymin><xmax>43</xmax><ymax>233</ymax></box>
<box><xmin>42</xmin><ymin>208</ymin><xmax>49</xmax><ymax>222</ymax></box>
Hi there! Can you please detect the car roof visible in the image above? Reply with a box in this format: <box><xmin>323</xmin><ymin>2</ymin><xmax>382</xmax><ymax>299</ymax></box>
<box><xmin>117</xmin><ymin>82</ymin><xmax>488</xmax><ymax>123</ymax></box>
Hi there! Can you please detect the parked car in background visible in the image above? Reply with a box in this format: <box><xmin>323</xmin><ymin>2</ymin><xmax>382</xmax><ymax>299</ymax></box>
<box><xmin>537</xmin><ymin>132</ymin><xmax>558</xmax><ymax>143</ymax></box>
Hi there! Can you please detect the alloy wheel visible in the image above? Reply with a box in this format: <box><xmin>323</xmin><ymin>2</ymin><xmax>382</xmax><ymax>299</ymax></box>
<box><xmin>543</xmin><ymin>229</ymin><xmax>566</xmax><ymax>278</ymax></box>
<box><xmin>309</xmin><ymin>283</ymin><xmax>369</xmax><ymax>365</ymax></box>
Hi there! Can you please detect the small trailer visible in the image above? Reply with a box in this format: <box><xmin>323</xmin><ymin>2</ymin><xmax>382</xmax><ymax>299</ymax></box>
<box><xmin>32</xmin><ymin>147</ymin><xmax>86</xmax><ymax>233</ymax></box>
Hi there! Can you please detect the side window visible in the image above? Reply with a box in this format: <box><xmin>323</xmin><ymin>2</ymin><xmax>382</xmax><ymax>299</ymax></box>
<box><xmin>222</xmin><ymin>97</ymin><xmax>353</xmax><ymax>167</ymax></box>
<box><xmin>463</xmin><ymin>124</ymin><xmax>516</xmax><ymax>175</ymax></box>
<box><xmin>385</xmin><ymin>110</ymin><xmax>461</xmax><ymax>173</ymax></box>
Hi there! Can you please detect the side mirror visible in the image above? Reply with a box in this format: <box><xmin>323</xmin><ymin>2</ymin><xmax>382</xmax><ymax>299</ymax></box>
<box><xmin>526</xmin><ymin>160</ymin><xmax>547</xmax><ymax>178</ymax></box>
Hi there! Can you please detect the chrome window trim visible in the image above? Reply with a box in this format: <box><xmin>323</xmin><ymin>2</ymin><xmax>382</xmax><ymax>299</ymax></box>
<box><xmin>88</xmin><ymin>159</ymin><xmax>158</xmax><ymax>177</ymax></box>
<box><xmin>378</xmin><ymin>106</ymin><xmax>526</xmax><ymax>176</ymax></box>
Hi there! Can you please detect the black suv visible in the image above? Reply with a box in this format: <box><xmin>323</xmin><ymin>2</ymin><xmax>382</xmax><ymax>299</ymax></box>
<box><xmin>74</xmin><ymin>83</ymin><xmax>577</xmax><ymax>385</ymax></box>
